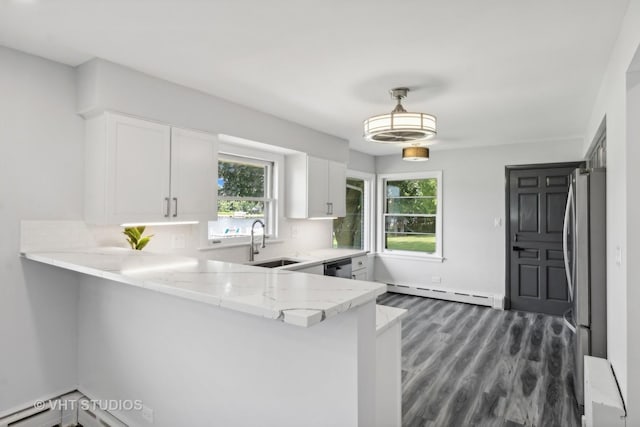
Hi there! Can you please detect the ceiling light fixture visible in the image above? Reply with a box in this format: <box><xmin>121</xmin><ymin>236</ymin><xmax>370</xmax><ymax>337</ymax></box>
<box><xmin>363</xmin><ymin>88</ymin><xmax>437</xmax><ymax>143</ymax></box>
<box><xmin>402</xmin><ymin>146</ymin><xmax>430</xmax><ymax>162</ymax></box>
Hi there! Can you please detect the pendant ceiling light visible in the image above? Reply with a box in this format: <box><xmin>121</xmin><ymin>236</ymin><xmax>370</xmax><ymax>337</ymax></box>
<box><xmin>363</xmin><ymin>88</ymin><xmax>437</xmax><ymax>143</ymax></box>
<box><xmin>402</xmin><ymin>146</ymin><xmax>430</xmax><ymax>161</ymax></box>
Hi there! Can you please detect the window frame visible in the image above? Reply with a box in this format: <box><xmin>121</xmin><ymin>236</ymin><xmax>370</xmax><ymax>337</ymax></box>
<box><xmin>208</xmin><ymin>143</ymin><xmax>280</xmax><ymax>244</ymax></box>
<box><xmin>376</xmin><ymin>171</ymin><xmax>443</xmax><ymax>260</ymax></box>
<box><xmin>333</xmin><ymin>170</ymin><xmax>375</xmax><ymax>252</ymax></box>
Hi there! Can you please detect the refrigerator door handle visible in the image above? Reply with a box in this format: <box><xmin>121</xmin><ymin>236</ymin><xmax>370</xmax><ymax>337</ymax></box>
<box><xmin>563</xmin><ymin>181</ymin><xmax>574</xmax><ymax>302</ymax></box>
<box><xmin>563</xmin><ymin>308</ymin><xmax>576</xmax><ymax>334</ymax></box>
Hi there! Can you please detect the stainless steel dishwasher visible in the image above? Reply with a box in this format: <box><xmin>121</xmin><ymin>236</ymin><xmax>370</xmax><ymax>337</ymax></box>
<box><xmin>323</xmin><ymin>258</ymin><xmax>352</xmax><ymax>279</ymax></box>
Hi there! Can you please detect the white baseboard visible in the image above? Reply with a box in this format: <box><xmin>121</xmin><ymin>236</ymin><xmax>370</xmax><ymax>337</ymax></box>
<box><xmin>0</xmin><ymin>390</ymin><xmax>128</xmax><ymax>427</ymax></box>
<box><xmin>386</xmin><ymin>283</ymin><xmax>504</xmax><ymax>309</ymax></box>
<box><xmin>0</xmin><ymin>387</ymin><xmax>77</xmax><ymax>421</ymax></box>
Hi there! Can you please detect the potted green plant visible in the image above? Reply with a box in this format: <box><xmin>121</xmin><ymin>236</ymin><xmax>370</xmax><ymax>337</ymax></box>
<box><xmin>123</xmin><ymin>226</ymin><xmax>154</xmax><ymax>250</ymax></box>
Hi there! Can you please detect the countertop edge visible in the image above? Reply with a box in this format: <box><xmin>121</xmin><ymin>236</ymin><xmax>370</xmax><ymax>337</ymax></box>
<box><xmin>375</xmin><ymin>305</ymin><xmax>408</xmax><ymax>336</ymax></box>
<box><xmin>21</xmin><ymin>250</ymin><xmax>384</xmax><ymax>328</ymax></box>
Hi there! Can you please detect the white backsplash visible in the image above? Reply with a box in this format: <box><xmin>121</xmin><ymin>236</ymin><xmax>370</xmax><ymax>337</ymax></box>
<box><xmin>20</xmin><ymin>219</ymin><xmax>333</xmax><ymax>263</ymax></box>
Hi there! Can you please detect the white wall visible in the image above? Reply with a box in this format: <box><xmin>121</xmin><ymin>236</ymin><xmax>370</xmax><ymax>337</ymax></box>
<box><xmin>77</xmin><ymin>275</ymin><xmax>376</xmax><ymax>427</ymax></box>
<box><xmin>0</xmin><ymin>47</ymin><xmax>83</xmax><ymax>414</ymax></box>
<box><xmin>581</xmin><ymin>0</ymin><xmax>640</xmax><ymax>415</ymax></box>
<box><xmin>76</xmin><ymin>58</ymin><xmax>350</xmax><ymax>162</ymax></box>
<box><xmin>348</xmin><ymin>149</ymin><xmax>376</xmax><ymax>174</ymax></box>
<box><xmin>626</xmin><ymin>68</ymin><xmax>640</xmax><ymax>425</ymax></box>
<box><xmin>374</xmin><ymin>140</ymin><xmax>582</xmax><ymax>298</ymax></box>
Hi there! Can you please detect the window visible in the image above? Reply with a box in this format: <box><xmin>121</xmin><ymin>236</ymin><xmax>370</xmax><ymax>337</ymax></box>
<box><xmin>208</xmin><ymin>154</ymin><xmax>275</xmax><ymax>240</ymax></box>
<box><xmin>378</xmin><ymin>171</ymin><xmax>442</xmax><ymax>258</ymax></box>
<box><xmin>333</xmin><ymin>172</ymin><xmax>374</xmax><ymax>250</ymax></box>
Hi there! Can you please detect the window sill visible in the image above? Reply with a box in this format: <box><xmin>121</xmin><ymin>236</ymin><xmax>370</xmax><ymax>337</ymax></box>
<box><xmin>375</xmin><ymin>252</ymin><xmax>444</xmax><ymax>263</ymax></box>
<box><xmin>197</xmin><ymin>238</ymin><xmax>284</xmax><ymax>251</ymax></box>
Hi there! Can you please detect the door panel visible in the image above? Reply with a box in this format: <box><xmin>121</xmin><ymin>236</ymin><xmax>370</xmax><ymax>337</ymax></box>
<box><xmin>518</xmin><ymin>193</ymin><xmax>539</xmax><ymax>232</ymax></box>
<box><xmin>108</xmin><ymin>114</ymin><xmax>171</xmax><ymax>223</ymax></box>
<box><xmin>508</xmin><ymin>165</ymin><xmax>578</xmax><ymax>315</ymax></box>
<box><xmin>518</xmin><ymin>265</ymin><xmax>540</xmax><ymax>297</ymax></box>
<box><xmin>546</xmin><ymin>192</ymin><xmax>567</xmax><ymax>232</ymax></box>
<box><xmin>170</xmin><ymin>128</ymin><xmax>218</xmax><ymax>221</ymax></box>
<box><xmin>547</xmin><ymin>267</ymin><xmax>568</xmax><ymax>300</ymax></box>
<box><xmin>307</xmin><ymin>156</ymin><xmax>329</xmax><ymax>218</ymax></box>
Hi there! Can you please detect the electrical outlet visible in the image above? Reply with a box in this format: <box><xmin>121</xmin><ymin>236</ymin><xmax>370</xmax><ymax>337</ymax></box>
<box><xmin>431</xmin><ymin>276</ymin><xmax>441</xmax><ymax>284</ymax></box>
<box><xmin>494</xmin><ymin>217</ymin><xmax>503</xmax><ymax>228</ymax></box>
<box><xmin>616</xmin><ymin>246</ymin><xmax>622</xmax><ymax>266</ymax></box>
<box><xmin>291</xmin><ymin>225</ymin><xmax>298</xmax><ymax>239</ymax></box>
<box><xmin>142</xmin><ymin>405</ymin><xmax>154</xmax><ymax>423</ymax></box>
<box><xmin>172</xmin><ymin>234</ymin><xmax>186</xmax><ymax>249</ymax></box>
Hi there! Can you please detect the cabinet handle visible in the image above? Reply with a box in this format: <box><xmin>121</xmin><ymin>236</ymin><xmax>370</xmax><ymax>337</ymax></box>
<box><xmin>173</xmin><ymin>197</ymin><xmax>178</xmax><ymax>217</ymax></box>
<box><xmin>164</xmin><ymin>197</ymin><xmax>170</xmax><ymax>217</ymax></box>
<box><xmin>327</xmin><ymin>202</ymin><xmax>333</xmax><ymax>215</ymax></box>
<box><xmin>352</xmin><ymin>274</ymin><xmax>356</xmax><ymax>280</ymax></box>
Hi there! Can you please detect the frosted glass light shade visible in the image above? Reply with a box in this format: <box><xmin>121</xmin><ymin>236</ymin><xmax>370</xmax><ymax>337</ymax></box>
<box><xmin>402</xmin><ymin>146</ymin><xmax>430</xmax><ymax>161</ymax></box>
<box><xmin>363</xmin><ymin>112</ymin><xmax>436</xmax><ymax>143</ymax></box>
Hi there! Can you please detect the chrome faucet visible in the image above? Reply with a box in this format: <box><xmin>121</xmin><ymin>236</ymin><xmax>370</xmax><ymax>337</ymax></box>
<box><xmin>249</xmin><ymin>219</ymin><xmax>266</xmax><ymax>262</ymax></box>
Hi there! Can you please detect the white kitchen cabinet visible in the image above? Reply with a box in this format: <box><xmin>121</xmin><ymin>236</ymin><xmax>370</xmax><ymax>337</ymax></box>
<box><xmin>352</xmin><ymin>255</ymin><xmax>368</xmax><ymax>280</ymax></box>
<box><xmin>169</xmin><ymin>127</ymin><xmax>218</xmax><ymax>221</ymax></box>
<box><xmin>84</xmin><ymin>112</ymin><xmax>218</xmax><ymax>225</ymax></box>
<box><xmin>285</xmin><ymin>154</ymin><xmax>346</xmax><ymax>218</ymax></box>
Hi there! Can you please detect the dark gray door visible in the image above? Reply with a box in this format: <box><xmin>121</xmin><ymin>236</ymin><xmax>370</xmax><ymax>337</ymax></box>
<box><xmin>507</xmin><ymin>164</ymin><xmax>578</xmax><ymax>315</ymax></box>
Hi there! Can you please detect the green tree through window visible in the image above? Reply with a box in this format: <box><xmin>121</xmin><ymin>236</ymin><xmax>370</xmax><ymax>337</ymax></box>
<box><xmin>384</xmin><ymin>177</ymin><xmax>439</xmax><ymax>254</ymax></box>
<box><xmin>209</xmin><ymin>155</ymin><xmax>274</xmax><ymax>239</ymax></box>
<box><xmin>333</xmin><ymin>178</ymin><xmax>365</xmax><ymax>249</ymax></box>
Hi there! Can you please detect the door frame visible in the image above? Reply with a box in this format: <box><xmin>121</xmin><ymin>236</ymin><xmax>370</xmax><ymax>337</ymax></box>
<box><xmin>504</xmin><ymin>161</ymin><xmax>584</xmax><ymax>310</ymax></box>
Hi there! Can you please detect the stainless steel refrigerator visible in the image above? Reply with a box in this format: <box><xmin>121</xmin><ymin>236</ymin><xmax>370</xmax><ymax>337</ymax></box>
<box><xmin>562</xmin><ymin>167</ymin><xmax>607</xmax><ymax>408</ymax></box>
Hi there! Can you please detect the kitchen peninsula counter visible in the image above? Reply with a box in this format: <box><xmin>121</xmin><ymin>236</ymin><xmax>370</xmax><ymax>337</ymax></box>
<box><xmin>22</xmin><ymin>247</ymin><xmax>385</xmax><ymax>327</ymax></box>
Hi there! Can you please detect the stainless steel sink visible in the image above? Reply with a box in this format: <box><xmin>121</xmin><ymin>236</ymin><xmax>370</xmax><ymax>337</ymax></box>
<box><xmin>252</xmin><ymin>258</ymin><xmax>302</xmax><ymax>268</ymax></box>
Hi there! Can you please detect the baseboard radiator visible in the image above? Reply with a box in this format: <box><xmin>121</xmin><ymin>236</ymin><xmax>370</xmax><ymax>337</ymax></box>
<box><xmin>0</xmin><ymin>391</ymin><xmax>127</xmax><ymax>427</ymax></box>
<box><xmin>0</xmin><ymin>398</ymin><xmax>63</xmax><ymax>427</ymax></box>
<box><xmin>583</xmin><ymin>356</ymin><xmax>626</xmax><ymax>427</ymax></box>
<box><xmin>386</xmin><ymin>283</ymin><xmax>503</xmax><ymax>309</ymax></box>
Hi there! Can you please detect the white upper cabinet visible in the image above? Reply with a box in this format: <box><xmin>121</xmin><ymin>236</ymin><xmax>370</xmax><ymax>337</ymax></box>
<box><xmin>328</xmin><ymin>160</ymin><xmax>347</xmax><ymax>217</ymax></box>
<box><xmin>285</xmin><ymin>154</ymin><xmax>346</xmax><ymax>219</ymax></box>
<box><xmin>169</xmin><ymin>127</ymin><xmax>218</xmax><ymax>221</ymax></box>
<box><xmin>85</xmin><ymin>112</ymin><xmax>218</xmax><ymax>225</ymax></box>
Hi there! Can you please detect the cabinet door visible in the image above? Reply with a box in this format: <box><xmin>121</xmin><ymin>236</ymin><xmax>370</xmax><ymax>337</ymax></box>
<box><xmin>328</xmin><ymin>161</ymin><xmax>347</xmax><ymax>217</ymax></box>
<box><xmin>307</xmin><ymin>156</ymin><xmax>330</xmax><ymax>218</ymax></box>
<box><xmin>170</xmin><ymin>128</ymin><xmax>218</xmax><ymax>221</ymax></box>
<box><xmin>353</xmin><ymin>270</ymin><xmax>367</xmax><ymax>281</ymax></box>
<box><xmin>107</xmin><ymin>114</ymin><xmax>171</xmax><ymax>223</ymax></box>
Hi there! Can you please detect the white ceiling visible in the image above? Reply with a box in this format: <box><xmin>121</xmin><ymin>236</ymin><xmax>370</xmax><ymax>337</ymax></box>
<box><xmin>0</xmin><ymin>0</ymin><xmax>629</xmax><ymax>155</ymax></box>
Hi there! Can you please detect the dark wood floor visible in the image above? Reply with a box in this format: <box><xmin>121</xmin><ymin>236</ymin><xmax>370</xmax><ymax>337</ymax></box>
<box><xmin>377</xmin><ymin>293</ymin><xmax>581</xmax><ymax>427</ymax></box>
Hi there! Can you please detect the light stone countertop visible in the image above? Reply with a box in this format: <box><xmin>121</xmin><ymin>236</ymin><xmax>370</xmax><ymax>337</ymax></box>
<box><xmin>246</xmin><ymin>248</ymin><xmax>369</xmax><ymax>270</ymax></box>
<box><xmin>22</xmin><ymin>247</ymin><xmax>385</xmax><ymax>328</ymax></box>
<box><xmin>375</xmin><ymin>304</ymin><xmax>408</xmax><ymax>336</ymax></box>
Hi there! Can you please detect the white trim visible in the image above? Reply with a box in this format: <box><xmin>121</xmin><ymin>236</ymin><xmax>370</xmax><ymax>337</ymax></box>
<box><xmin>375</xmin><ymin>252</ymin><xmax>444</xmax><ymax>263</ymax></box>
<box><xmin>377</xmin><ymin>170</ymin><xmax>443</xmax><ymax>259</ymax></box>
<box><xmin>0</xmin><ymin>388</ymin><xmax>76</xmax><ymax>420</ymax></box>
<box><xmin>338</xmin><ymin>169</ymin><xmax>376</xmax><ymax>252</ymax></box>
<box><xmin>386</xmin><ymin>284</ymin><xmax>503</xmax><ymax>309</ymax></box>
<box><xmin>208</xmin><ymin>142</ymin><xmax>284</xmax><ymax>245</ymax></box>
